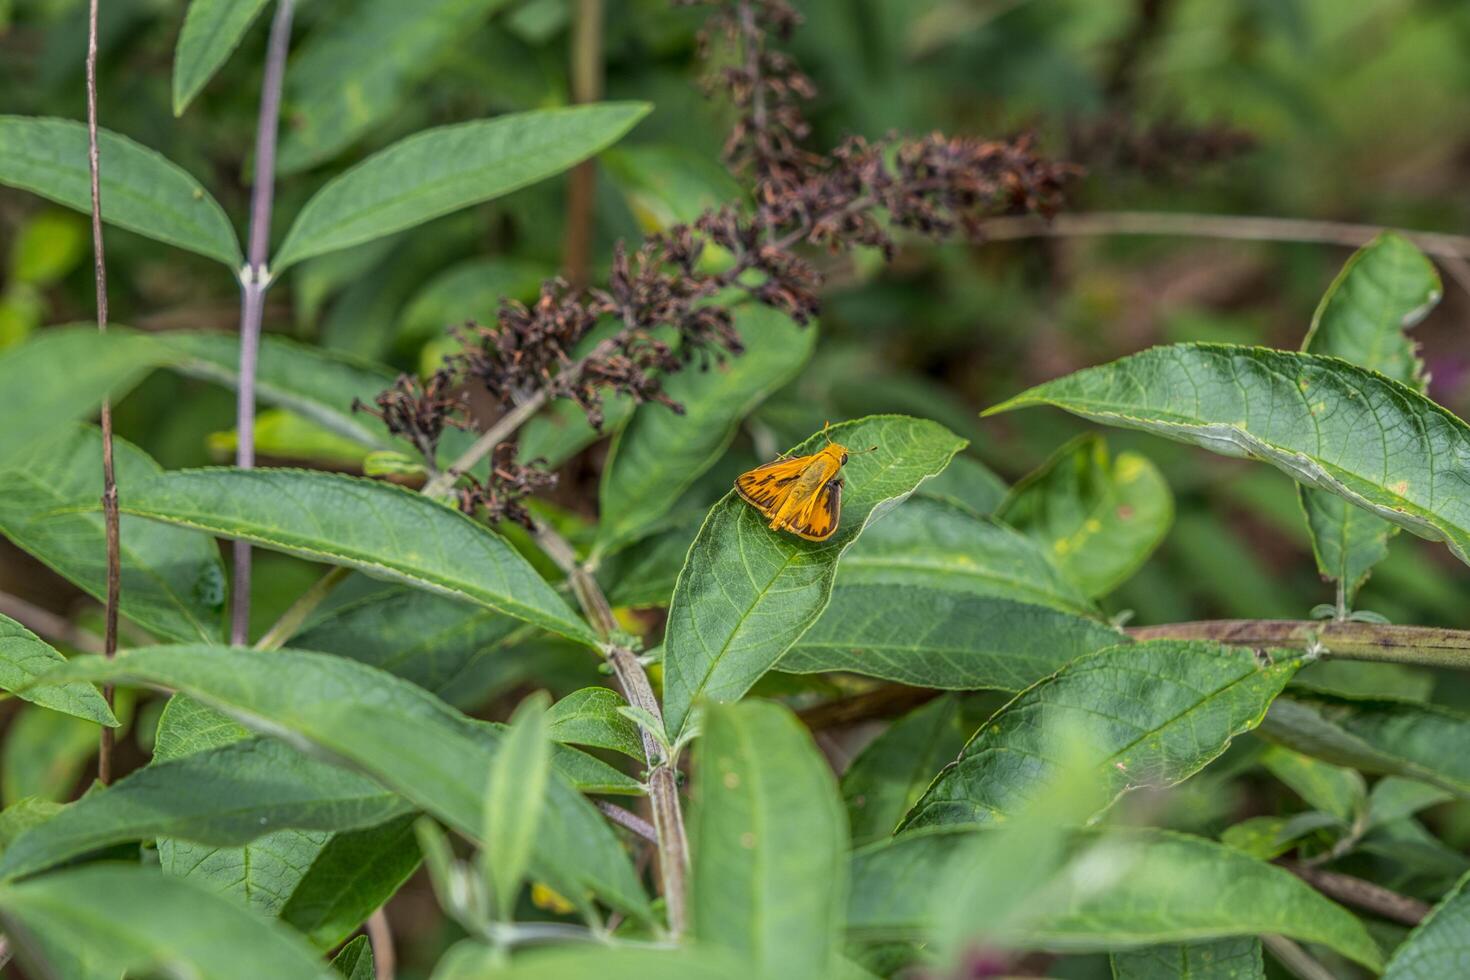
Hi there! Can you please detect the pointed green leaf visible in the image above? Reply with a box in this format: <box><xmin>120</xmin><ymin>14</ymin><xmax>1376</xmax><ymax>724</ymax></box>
<box><xmin>0</xmin><ymin>118</ymin><xmax>240</xmax><ymax>266</ymax></box>
<box><xmin>1259</xmin><ymin>744</ymin><xmax>1366</xmax><ymax>823</ymax></box>
<box><xmin>692</xmin><ymin>701</ymin><xmax>847</xmax><ymax>977</ymax></box>
<box><xmin>662</xmin><ymin>416</ymin><xmax>966</xmax><ymax>734</ymax></box>
<box><xmin>987</xmin><ymin>344</ymin><xmax>1470</xmax><ymax>571</ymax></box>
<box><xmin>0</xmin><ymin>424</ymin><xmax>225</xmax><ymax>643</ymax></box>
<box><xmin>848</xmin><ymin>828</ymin><xmax>1382</xmax><ymax>970</ymax></box>
<box><xmin>43</xmin><ymin>646</ymin><xmax>650</xmax><ymax>921</ymax></box>
<box><xmin>283</xmin><ymin>814</ymin><xmax>422</xmax><ymax>950</ymax></box>
<box><xmin>483</xmin><ymin>692</ymin><xmax>551</xmax><ymax>918</ymax></box>
<box><xmin>0</xmin><ymin>865</ymin><xmax>332</xmax><ymax>979</ymax></box>
<box><xmin>121</xmin><ymin>468</ymin><xmax>596</xmax><ymax>646</ymax></box>
<box><xmin>548</xmin><ymin>688</ymin><xmax>643</xmax><ymax>759</ymax></box>
<box><xmin>1111</xmin><ymin>938</ymin><xmax>1265</xmax><ymax>979</ymax></box>
<box><xmin>598</xmin><ymin>306</ymin><xmax>817</xmax><ymax>550</ymax></box>
<box><xmin>1299</xmin><ymin>234</ymin><xmax>1440</xmax><ymax>603</ymax></box>
<box><xmin>172</xmin><ymin>0</ymin><xmax>273</xmax><ymax>114</ymax></box>
<box><xmin>0</xmin><ymin>616</ymin><xmax>115</xmax><ymax>726</ymax></box>
<box><xmin>274</xmin><ymin>104</ymin><xmax>650</xmax><ymax>271</ymax></box>
<box><xmin>331</xmin><ymin>935</ymin><xmax>376</xmax><ymax>980</ymax></box>
<box><xmin>902</xmin><ymin>641</ymin><xmax>1299</xmax><ymax>830</ymax></box>
<box><xmin>1383</xmin><ymin>869</ymin><xmax>1470</xmax><ymax>979</ymax></box>
<box><xmin>997</xmin><ymin>434</ymin><xmax>1172</xmax><ymax>598</ymax></box>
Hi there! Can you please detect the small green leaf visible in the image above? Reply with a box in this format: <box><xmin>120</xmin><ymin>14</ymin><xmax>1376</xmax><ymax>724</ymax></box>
<box><xmin>997</xmin><ymin>434</ymin><xmax>1172</xmax><ymax>598</ymax></box>
<box><xmin>986</xmin><ymin>344</ymin><xmax>1470</xmax><ymax>572</ymax></box>
<box><xmin>1260</xmin><ymin>744</ymin><xmax>1366</xmax><ymax>824</ymax></box>
<box><xmin>598</xmin><ymin>306</ymin><xmax>816</xmax><ymax>550</ymax></box>
<box><xmin>331</xmin><ymin>934</ymin><xmax>376</xmax><ymax>980</ymax></box>
<box><xmin>274</xmin><ymin>104</ymin><xmax>650</xmax><ymax>271</ymax></box>
<box><xmin>0</xmin><ymin>615</ymin><xmax>115</xmax><ymax>726</ymax></box>
<box><xmin>0</xmin><ymin>865</ymin><xmax>332</xmax><ymax>979</ymax></box>
<box><xmin>1383</xmin><ymin>869</ymin><xmax>1470</xmax><ymax>979</ymax></box>
<box><xmin>1299</xmin><ymin>233</ymin><xmax>1440</xmax><ymax>604</ymax></box>
<box><xmin>1111</xmin><ymin>938</ymin><xmax>1265</xmax><ymax>979</ymax></box>
<box><xmin>172</xmin><ymin>0</ymin><xmax>273</xmax><ymax>114</ymax></box>
<box><xmin>0</xmin><ymin>118</ymin><xmax>240</xmax><ymax>266</ymax></box>
<box><xmin>692</xmin><ymin>701</ymin><xmax>847</xmax><ymax>977</ymax></box>
<box><xmin>282</xmin><ymin>814</ymin><xmax>422</xmax><ymax>950</ymax></box>
<box><xmin>121</xmin><ymin>468</ymin><xmax>597</xmax><ymax>647</ymax></box>
<box><xmin>548</xmin><ymin>688</ymin><xmax>643</xmax><ymax>759</ymax></box>
<box><xmin>482</xmin><ymin>692</ymin><xmax>551</xmax><ymax>919</ymax></box>
<box><xmin>662</xmin><ymin>415</ymin><xmax>966</xmax><ymax>734</ymax></box>
<box><xmin>902</xmin><ymin>641</ymin><xmax>1298</xmax><ymax>830</ymax></box>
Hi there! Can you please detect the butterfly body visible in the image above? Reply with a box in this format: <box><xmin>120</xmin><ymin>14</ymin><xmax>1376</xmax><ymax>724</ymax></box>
<box><xmin>734</xmin><ymin>441</ymin><xmax>851</xmax><ymax>541</ymax></box>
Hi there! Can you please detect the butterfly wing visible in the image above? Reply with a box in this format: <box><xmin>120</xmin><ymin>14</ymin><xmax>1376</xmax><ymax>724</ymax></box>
<box><xmin>790</xmin><ymin>477</ymin><xmax>841</xmax><ymax>541</ymax></box>
<box><xmin>734</xmin><ymin>455</ymin><xmax>814</xmax><ymax>519</ymax></box>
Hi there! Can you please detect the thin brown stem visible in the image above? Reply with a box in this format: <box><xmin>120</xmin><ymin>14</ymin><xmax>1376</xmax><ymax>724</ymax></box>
<box><xmin>798</xmin><ymin>685</ymin><xmax>939</xmax><ymax>731</ymax></box>
<box><xmin>1261</xmin><ymin>935</ymin><xmax>1338</xmax><ymax>980</ymax></box>
<box><xmin>1126</xmin><ymin>619</ymin><xmax>1470</xmax><ymax>670</ymax></box>
<box><xmin>562</xmin><ymin>0</ymin><xmax>604</xmax><ymax>288</ymax></box>
<box><xmin>84</xmin><ymin>0</ymin><xmax>119</xmax><ymax>786</ymax></box>
<box><xmin>0</xmin><ymin>592</ymin><xmax>105</xmax><ymax>655</ymax></box>
<box><xmin>1280</xmin><ymin>862</ymin><xmax>1430</xmax><ymax>926</ymax></box>
<box><xmin>231</xmin><ymin>0</ymin><xmax>296</xmax><ymax>645</ymax></box>
<box><xmin>254</xmin><ymin>565</ymin><xmax>350</xmax><ymax>652</ymax></box>
<box><xmin>595</xmin><ymin>800</ymin><xmax>658</xmax><ymax>844</ymax></box>
<box><xmin>366</xmin><ymin>907</ymin><xmax>395</xmax><ymax>980</ymax></box>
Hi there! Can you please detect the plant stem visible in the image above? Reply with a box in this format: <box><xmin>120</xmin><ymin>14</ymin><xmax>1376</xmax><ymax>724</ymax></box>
<box><xmin>84</xmin><ymin>0</ymin><xmax>119</xmax><ymax>785</ymax></box>
<box><xmin>1280</xmin><ymin>862</ymin><xmax>1430</xmax><ymax>926</ymax></box>
<box><xmin>531</xmin><ymin>520</ymin><xmax>690</xmax><ymax>938</ymax></box>
<box><xmin>0</xmin><ymin>592</ymin><xmax>105</xmax><ymax>655</ymax></box>
<box><xmin>562</xmin><ymin>0</ymin><xmax>604</xmax><ymax>288</ymax></box>
<box><xmin>254</xmin><ymin>565</ymin><xmax>350</xmax><ymax>651</ymax></box>
<box><xmin>595</xmin><ymin>800</ymin><xmax>658</xmax><ymax>844</ymax></box>
<box><xmin>423</xmin><ymin>395</ymin><xmax>552</xmax><ymax>498</ymax></box>
<box><xmin>231</xmin><ymin>0</ymin><xmax>296</xmax><ymax>645</ymax></box>
<box><xmin>1261</xmin><ymin>935</ymin><xmax>1338</xmax><ymax>980</ymax></box>
<box><xmin>366</xmin><ymin>907</ymin><xmax>395</xmax><ymax>980</ymax></box>
<box><xmin>1126</xmin><ymin>619</ymin><xmax>1470</xmax><ymax>669</ymax></box>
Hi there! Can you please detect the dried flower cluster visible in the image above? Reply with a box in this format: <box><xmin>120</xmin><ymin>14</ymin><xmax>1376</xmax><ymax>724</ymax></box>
<box><xmin>352</xmin><ymin>369</ymin><xmax>467</xmax><ymax>463</ymax></box>
<box><xmin>456</xmin><ymin>445</ymin><xmax>558</xmax><ymax>528</ymax></box>
<box><xmin>366</xmin><ymin>0</ymin><xmax>1077</xmax><ymax>525</ymax></box>
<box><xmin>1068</xmin><ymin>112</ymin><xmax>1255</xmax><ymax>179</ymax></box>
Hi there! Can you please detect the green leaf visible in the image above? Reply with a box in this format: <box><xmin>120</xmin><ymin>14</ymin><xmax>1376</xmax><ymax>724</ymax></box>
<box><xmin>0</xmin><ymin>615</ymin><xmax>115</xmax><ymax>725</ymax></box>
<box><xmin>847</xmin><ymin>827</ymin><xmax>1383</xmax><ymax>970</ymax></box>
<box><xmin>997</xmin><ymin>434</ymin><xmax>1172</xmax><ymax>598</ymax></box>
<box><xmin>1383</xmin><ymin>869</ymin><xmax>1470</xmax><ymax>979</ymax></box>
<box><xmin>159</xmin><ymin>331</ymin><xmax>399</xmax><ymax>450</ymax></box>
<box><xmin>121</xmin><ymin>468</ymin><xmax>597</xmax><ymax>647</ymax></box>
<box><xmin>0</xmin><ymin>737</ymin><xmax>410</xmax><ymax>882</ymax></box>
<box><xmin>1111</xmin><ymin>938</ymin><xmax>1265</xmax><ymax>979</ymax></box>
<box><xmin>599</xmin><ymin>510</ymin><xmax>703</xmax><ymax>608</ymax></box>
<box><xmin>598</xmin><ymin>306</ymin><xmax>816</xmax><ymax>550</ymax></box>
<box><xmin>0</xmin><ymin>424</ymin><xmax>225</xmax><ymax>643</ymax></box>
<box><xmin>0</xmin><ymin>799</ymin><xmax>63</xmax><ymax>855</ymax></box>
<box><xmin>662</xmin><ymin>415</ymin><xmax>966</xmax><ymax>734</ymax></box>
<box><xmin>986</xmin><ymin>343</ymin><xmax>1470</xmax><ymax>571</ymax></box>
<box><xmin>283</xmin><ymin>814</ymin><xmax>421</xmax><ymax>950</ymax></box>
<box><xmin>835</xmin><ymin>495</ymin><xmax>1099</xmax><ymax>617</ymax></box>
<box><xmin>902</xmin><ymin>641</ymin><xmax>1298</xmax><ymax>830</ymax></box>
<box><xmin>0</xmin><ymin>326</ymin><xmax>173</xmax><ymax>462</ymax></box>
<box><xmin>692</xmin><ymin>701</ymin><xmax>848</xmax><ymax>977</ymax></box>
<box><xmin>548</xmin><ymin>688</ymin><xmax>643</xmax><ymax>759</ymax></box>
<box><xmin>918</xmin><ymin>452</ymin><xmax>1009</xmax><ymax>516</ymax></box>
<box><xmin>603</xmin><ymin>144</ymin><xmax>744</xmax><ymax>233</ymax></box>
<box><xmin>779</xmin><ymin>584</ymin><xmax>1121</xmax><ymax>690</ymax></box>
<box><xmin>172</xmin><ymin>0</ymin><xmax>273</xmax><ymax>114</ymax></box>
<box><xmin>1261</xmin><ymin>692</ymin><xmax>1470</xmax><ymax>797</ymax></box>
<box><xmin>433</xmin><ymin>947</ymin><xmax>749</xmax><ymax>980</ymax></box>
<box><xmin>0</xmin><ymin>865</ymin><xmax>332</xmax><ymax>980</ymax></box>
<box><xmin>331</xmin><ymin>934</ymin><xmax>376</xmax><ymax>980</ymax></box>
<box><xmin>0</xmin><ymin>118</ymin><xmax>240</xmax><ymax>266</ymax></box>
<box><xmin>273</xmin><ymin>104</ymin><xmax>650</xmax><ymax>272</ymax></box>
<box><xmin>1298</xmin><ymin>234</ymin><xmax>1440</xmax><ymax>604</ymax></box>
<box><xmin>840</xmin><ymin>695</ymin><xmax>972</xmax><ymax>846</ymax></box>
<box><xmin>482</xmin><ymin>692</ymin><xmax>551</xmax><ymax>919</ymax></box>
<box><xmin>399</xmin><ymin>256</ymin><xmax>549</xmax><ymax>347</ymax></box>
<box><xmin>2</xmin><ymin>705</ymin><xmax>101</xmax><ymax>805</ymax></box>
<box><xmin>45</xmin><ymin>646</ymin><xmax>651</xmax><ymax>922</ymax></box>
<box><xmin>276</xmin><ymin>0</ymin><xmax>516</xmax><ymax>173</ymax></box>
<box><xmin>1259</xmin><ymin>744</ymin><xmax>1366</xmax><ymax>823</ymax></box>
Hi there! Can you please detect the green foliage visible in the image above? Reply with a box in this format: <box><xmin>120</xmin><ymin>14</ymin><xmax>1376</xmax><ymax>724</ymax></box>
<box><xmin>1111</xmin><ymin>938</ymin><xmax>1265</xmax><ymax>979</ymax></box>
<box><xmin>0</xmin><ymin>614</ymin><xmax>115</xmax><ymax>725</ymax></box>
<box><xmin>172</xmin><ymin>0</ymin><xmax>274</xmax><ymax>115</ymax></box>
<box><xmin>481</xmin><ymin>692</ymin><xmax>551</xmax><ymax>919</ymax></box>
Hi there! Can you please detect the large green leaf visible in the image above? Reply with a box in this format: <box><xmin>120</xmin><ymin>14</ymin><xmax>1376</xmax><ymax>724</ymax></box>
<box><xmin>1111</xmin><ymin>938</ymin><xmax>1265</xmax><ymax>979</ymax></box>
<box><xmin>692</xmin><ymin>701</ymin><xmax>847</xmax><ymax>977</ymax></box>
<box><xmin>0</xmin><ymin>424</ymin><xmax>225</xmax><ymax>643</ymax></box>
<box><xmin>836</xmin><ymin>495</ymin><xmax>1098</xmax><ymax>617</ymax></box>
<box><xmin>0</xmin><ymin>616</ymin><xmax>115</xmax><ymax>726</ymax></box>
<box><xmin>1298</xmin><ymin>234</ymin><xmax>1439</xmax><ymax>604</ymax></box>
<box><xmin>276</xmin><ymin>0</ymin><xmax>516</xmax><ymax>173</ymax></box>
<box><xmin>1261</xmin><ymin>692</ymin><xmax>1470</xmax><ymax>797</ymax></box>
<box><xmin>44</xmin><ymin>646</ymin><xmax>650</xmax><ymax>921</ymax></box>
<box><xmin>662</xmin><ymin>416</ymin><xmax>966</xmax><ymax>734</ymax></box>
<box><xmin>171</xmin><ymin>0</ymin><xmax>273</xmax><ymax>114</ymax></box>
<box><xmin>902</xmin><ymin>641</ymin><xmax>1299</xmax><ymax>830</ymax></box>
<box><xmin>159</xmin><ymin>331</ymin><xmax>399</xmax><ymax>450</ymax></box>
<box><xmin>0</xmin><ymin>736</ymin><xmax>408</xmax><ymax>881</ymax></box>
<box><xmin>273</xmin><ymin>104</ymin><xmax>650</xmax><ymax>271</ymax></box>
<box><xmin>986</xmin><ymin>343</ymin><xmax>1470</xmax><ymax>570</ymax></box>
<box><xmin>482</xmin><ymin>693</ymin><xmax>550</xmax><ymax>918</ymax></box>
<box><xmin>0</xmin><ymin>865</ymin><xmax>332</xmax><ymax>980</ymax></box>
<box><xmin>0</xmin><ymin>118</ymin><xmax>240</xmax><ymax>266</ymax></box>
<box><xmin>597</xmin><ymin>306</ymin><xmax>816</xmax><ymax>551</ymax></box>
<box><xmin>121</xmin><ymin>468</ymin><xmax>596</xmax><ymax>646</ymax></box>
<box><xmin>0</xmin><ymin>327</ymin><xmax>172</xmax><ymax>462</ymax></box>
<box><xmin>847</xmin><ymin>827</ymin><xmax>1382</xmax><ymax>970</ymax></box>
<box><xmin>997</xmin><ymin>434</ymin><xmax>1172</xmax><ymax>598</ymax></box>
<box><xmin>779</xmin><ymin>584</ymin><xmax>1121</xmax><ymax>689</ymax></box>
<box><xmin>1383</xmin><ymin>869</ymin><xmax>1470</xmax><ymax>979</ymax></box>
<box><xmin>281</xmin><ymin>814</ymin><xmax>421</xmax><ymax>949</ymax></box>
<box><xmin>840</xmin><ymin>695</ymin><xmax>972</xmax><ymax>846</ymax></box>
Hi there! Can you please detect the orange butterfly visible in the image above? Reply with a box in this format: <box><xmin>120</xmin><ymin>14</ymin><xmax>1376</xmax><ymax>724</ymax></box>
<box><xmin>734</xmin><ymin>424</ymin><xmax>875</xmax><ymax>541</ymax></box>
